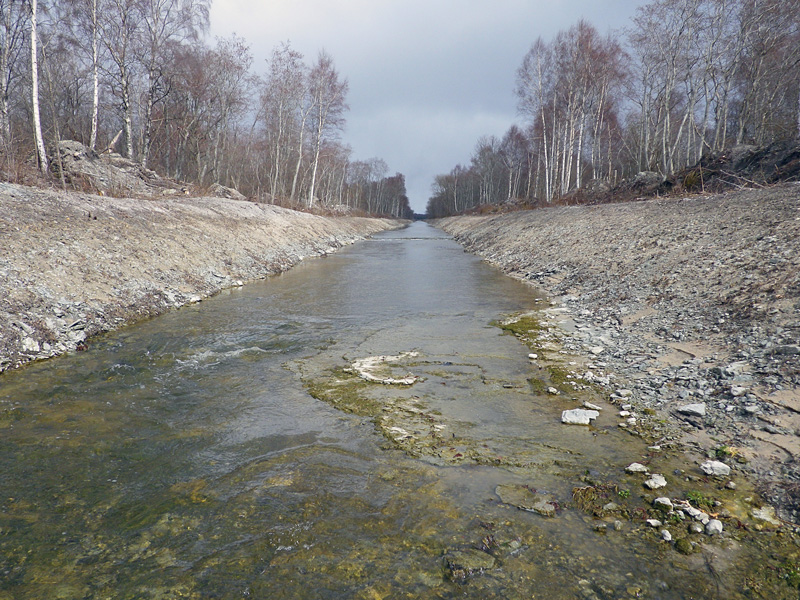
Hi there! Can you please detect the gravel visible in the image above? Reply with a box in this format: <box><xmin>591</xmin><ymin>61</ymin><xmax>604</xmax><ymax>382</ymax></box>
<box><xmin>438</xmin><ymin>183</ymin><xmax>800</xmax><ymax>523</ymax></box>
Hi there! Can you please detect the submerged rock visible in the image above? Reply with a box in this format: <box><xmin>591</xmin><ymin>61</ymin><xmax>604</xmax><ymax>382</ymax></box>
<box><xmin>644</xmin><ymin>474</ymin><xmax>668</xmax><ymax>490</ymax></box>
<box><xmin>496</xmin><ymin>484</ymin><xmax>558</xmax><ymax>517</ymax></box>
<box><xmin>443</xmin><ymin>549</ymin><xmax>496</xmax><ymax>582</ymax></box>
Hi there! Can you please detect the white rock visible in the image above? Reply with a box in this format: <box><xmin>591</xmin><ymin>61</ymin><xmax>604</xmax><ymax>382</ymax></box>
<box><xmin>751</xmin><ymin>506</ymin><xmax>781</xmax><ymax>526</ymax></box>
<box><xmin>189</xmin><ymin>295</ymin><xmax>202</xmax><ymax>303</ymax></box>
<box><xmin>705</xmin><ymin>519</ymin><xmax>723</xmax><ymax>535</ymax></box>
<box><xmin>654</xmin><ymin>497</ymin><xmax>673</xmax><ymax>510</ymax></box>
<box><xmin>644</xmin><ymin>474</ymin><xmax>667</xmax><ymax>490</ymax></box>
<box><xmin>619</xmin><ymin>410</ymin><xmax>631</xmax><ymax>417</ymax></box>
<box><xmin>589</xmin><ymin>346</ymin><xmax>604</xmax><ymax>355</ymax></box>
<box><xmin>617</xmin><ymin>389</ymin><xmax>633</xmax><ymax>397</ymax></box>
<box><xmin>646</xmin><ymin>519</ymin><xmax>662</xmax><ymax>528</ymax></box>
<box><xmin>731</xmin><ymin>385</ymin><xmax>748</xmax><ymax>397</ymax></box>
<box><xmin>561</xmin><ymin>409</ymin><xmax>599</xmax><ymax>425</ymax></box>
<box><xmin>625</xmin><ymin>462</ymin><xmax>649</xmax><ymax>474</ymax></box>
<box><xmin>661</xmin><ymin>529</ymin><xmax>673</xmax><ymax>542</ymax></box>
<box><xmin>677</xmin><ymin>403</ymin><xmax>707</xmax><ymax>417</ymax></box>
<box><xmin>547</xmin><ymin>387</ymin><xmax>560</xmax><ymax>395</ymax></box>
<box><xmin>528</xmin><ymin>353</ymin><xmax>538</xmax><ymax>359</ymax></box>
<box><xmin>21</xmin><ymin>337</ymin><xmax>40</xmax><ymax>353</ymax></box>
<box><xmin>700</xmin><ymin>460</ymin><xmax>731</xmax><ymax>477</ymax></box>
<box><xmin>684</xmin><ymin>506</ymin><xmax>702</xmax><ymax>519</ymax></box>
<box><xmin>584</xmin><ymin>402</ymin><xmax>602</xmax><ymax>411</ymax></box>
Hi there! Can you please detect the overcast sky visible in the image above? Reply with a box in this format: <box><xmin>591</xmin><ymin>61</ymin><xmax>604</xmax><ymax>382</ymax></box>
<box><xmin>209</xmin><ymin>0</ymin><xmax>644</xmax><ymax>212</ymax></box>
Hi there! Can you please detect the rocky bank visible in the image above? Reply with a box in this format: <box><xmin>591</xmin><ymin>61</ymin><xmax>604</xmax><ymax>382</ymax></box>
<box><xmin>0</xmin><ymin>182</ymin><xmax>400</xmax><ymax>373</ymax></box>
<box><xmin>438</xmin><ymin>183</ymin><xmax>800</xmax><ymax>523</ymax></box>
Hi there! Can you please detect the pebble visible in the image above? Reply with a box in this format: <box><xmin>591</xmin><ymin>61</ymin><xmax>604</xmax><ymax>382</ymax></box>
<box><xmin>661</xmin><ymin>529</ymin><xmax>672</xmax><ymax>542</ymax></box>
<box><xmin>688</xmin><ymin>522</ymin><xmax>704</xmax><ymax>534</ymax></box>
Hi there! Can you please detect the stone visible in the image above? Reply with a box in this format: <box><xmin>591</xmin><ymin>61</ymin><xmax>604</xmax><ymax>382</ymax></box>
<box><xmin>751</xmin><ymin>505</ymin><xmax>781</xmax><ymax>526</ymax></box>
<box><xmin>444</xmin><ymin>549</ymin><xmax>496</xmax><ymax>581</ymax></box>
<box><xmin>21</xmin><ymin>337</ymin><xmax>40</xmax><ymax>353</ymax></box>
<box><xmin>654</xmin><ymin>497</ymin><xmax>673</xmax><ymax>511</ymax></box>
<box><xmin>675</xmin><ymin>538</ymin><xmax>694</xmax><ymax>554</ymax></box>
<box><xmin>731</xmin><ymin>385</ymin><xmax>748</xmax><ymax>397</ymax></box>
<box><xmin>677</xmin><ymin>403</ymin><xmax>706</xmax><ymax>417</ymax></box>
<box><xmin>661</xmin><ymin>529</ymin><xmax>673</xmax><ymax>542</ymax></box>
<box><xmin>547</xmin><ymin>387</ymin><xmax>560</xmax><ymax>395</ymax></box>
<box><xmin>688</xmin><ymin>522</ymin><xmax>704</xmax><ymax>534</ymax></box>
<box><xmin>705</xmin><ymin>519</ymin><xmax>723</xmax><ymax>535</ymax></box>
<box><xmin>561</xmin><ymin>409</ymin><xmax>599</xmax><ymax>425</ymax></box>
<box><xmin>528</xmin><ymin>353</ymin><xmax>538</xmax><ymax>359</ymax></box>
<box><xmin>700</xmin><ymin>460</ymin><xmax>731</xmax><ymax>477</ymax></box>
<box><xmin>625</xmin><ymin>462</ymin><xmax>649</xmax><ymax>474</ymax></box>
<box><xmin>646</xmin><ymin>519</ymin><xmax>662</xmax><ymax>528</ymax></box>
<box><xmin>644</xmin><ymin>474</ymin><xmax>667</xmax><ymax>490</ymax></box>
<box><xmin>584</xmin><ymin>401</ymin><xmax>602</xmax><ymax>411</ymax></box>
<box><xmin>495</xmin><ymin>484</ymin><xmax>558</xmax><ymax>517</ymax></box>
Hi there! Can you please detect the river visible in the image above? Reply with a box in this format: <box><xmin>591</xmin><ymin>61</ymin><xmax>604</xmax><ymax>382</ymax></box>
<box><xmin>0</xmin><ymin>222</ymin><xmax>788</xmax><ymax>599</ymax></box>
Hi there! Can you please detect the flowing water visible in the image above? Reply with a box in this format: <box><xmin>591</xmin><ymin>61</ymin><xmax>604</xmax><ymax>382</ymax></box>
<box><xmin>0</xmin><ymin>223</ymin><xmax>791</xmax><ymax>599</ymax></box>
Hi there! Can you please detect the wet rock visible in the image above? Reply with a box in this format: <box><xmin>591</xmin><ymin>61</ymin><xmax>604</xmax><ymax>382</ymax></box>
<box><xmin>443</xmin><ymin>549</ymin><xmax>495</xmax><ymax>581</ymax></box>
<box><xmin>700</xmin><ymin>460</ymin><xmax>731</xmax><ymax>477</ymax></box>
<box><xmin>675</xmin><ymin>538</ymin><xmax>694</xmax><ymax>554</ymax></box>
<box><xmin>561</xmin><ymin>409</ymin><xmax>599</xmax><ymax>425</ymax></box>
<box><xmin>646</xmin><ymin>519</ymin><xmax>662</xmax><ymax>527</ymax></box>
<box><xmin>705</xmin><ymin>519</ymin><xmax>723</xmax><ymax>535</ymax></box>
<box><xmin>644</xmin><ymin>474</ymin><xmax>668</xmax><ymax>490</ymax></box>
<box><xmin>625</xmin><ymin>462</ymin><xmax>649</xmax><ymax>474</ymax></box>
<box><xmin>688</xmin><ymin>522</ymin><xmax>704</xmax><ymax>534</ymax></box>
<box><xmin>751</xmin><ymin>505</ymin><xmax>781</xmax><ymax>526</ymax></box>
<box><xmin>654</xmin><ymin>497</ymin><xmax>673</xmax><ymax>511</ymax></box>
<box><xmin>495</xmin><ymin>484</ymin><xmax>558</xmax><ymax>517</ymax></box>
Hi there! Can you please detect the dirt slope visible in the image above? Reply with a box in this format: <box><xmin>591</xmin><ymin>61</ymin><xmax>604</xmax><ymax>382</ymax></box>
<box><xmin>0</xmin><ymin>182</ymin><xmax>400</xmax><ymax>372</ymax></box>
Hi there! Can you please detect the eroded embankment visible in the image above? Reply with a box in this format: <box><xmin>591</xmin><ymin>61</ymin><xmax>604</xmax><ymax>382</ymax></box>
<box><xmin>437</xmin><ymin>184</ymin><xmax>800</xmax><ymax>523</ymax></box>
<box><xmin>0</xmin><ymin>182</ymin><xmax>401</xmax><ymax>372</ymax></box>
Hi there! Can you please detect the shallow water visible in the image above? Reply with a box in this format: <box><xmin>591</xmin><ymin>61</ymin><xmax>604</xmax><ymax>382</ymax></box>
<box><xmin>0</xmin><ymin>223</ymin><xmax>792</xmax><ymax>599</ymax></box>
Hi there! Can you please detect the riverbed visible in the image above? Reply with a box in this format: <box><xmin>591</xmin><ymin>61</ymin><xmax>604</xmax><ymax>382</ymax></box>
<box><xmin>1</xmin><ymin>222</ymin><xmax>797</xmax><ymax>599</ymax></box>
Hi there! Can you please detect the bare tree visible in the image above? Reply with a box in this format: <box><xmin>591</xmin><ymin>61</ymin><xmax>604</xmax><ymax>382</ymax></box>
<box><xmin>0</xmin><ymin>0</ymin><xmax>26</xmax><ymax>157</ymax></box>
<box><xmin>306</xmin><ymin>50</ymin><xmax>348</xmax><ymax>208</ymax></box>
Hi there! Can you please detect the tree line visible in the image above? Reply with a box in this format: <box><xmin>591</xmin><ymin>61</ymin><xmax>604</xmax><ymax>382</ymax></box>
<box><xmin>0</xmin><ymin>0</ymin><xmax>412</xmax><ymax>218</ymax></box>
<box><xmin>427</xmin><ymin>0</ymin><xmax>800</xmax><ymax>218</ymax></box>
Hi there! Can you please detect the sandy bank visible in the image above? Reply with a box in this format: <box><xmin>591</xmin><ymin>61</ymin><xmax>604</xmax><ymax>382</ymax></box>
<box><xmin>0</xmin><ymin>182</ymin><xmax>401</xmax><ymax>372</ymax></box>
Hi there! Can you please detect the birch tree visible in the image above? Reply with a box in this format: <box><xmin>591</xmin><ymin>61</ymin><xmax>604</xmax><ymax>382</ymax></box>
<box><xmin>306</xmin><ymin>50</ymin><xmax>347</xmax><ymax>208</ymax></box>
<box><xmin>30</xmin><ymin>0</ymin><xmax>47</xmax><ymax>172</ymax></box>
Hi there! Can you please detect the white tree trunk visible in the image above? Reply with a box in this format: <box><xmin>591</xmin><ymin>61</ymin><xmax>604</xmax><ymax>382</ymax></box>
<box><xmin>90</xmin><ymin>0</ymin><xmax>99</xmax><ymax>150</ymax></box>
<box><xmin>30</xmin><ymin>0</ymin><xmax>47</xmax><ymax>173</ymax></box>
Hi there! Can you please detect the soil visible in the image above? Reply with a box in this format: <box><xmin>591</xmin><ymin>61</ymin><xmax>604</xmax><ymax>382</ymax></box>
<box><xmin>0</xmin><ymin>181</ymin><xmax>400</xmax><ymax>372</ymax></box>
<box><xmin>437</xmin><ymin>182</ymin><xmax>800</xmax><ymax>523</ymax></box>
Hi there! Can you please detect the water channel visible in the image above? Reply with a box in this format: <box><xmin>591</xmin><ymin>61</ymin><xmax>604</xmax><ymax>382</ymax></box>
<box><xmin>0</xmin><ymin>222</ymin><xmax>791</xmax><ymax>599</ymax></box>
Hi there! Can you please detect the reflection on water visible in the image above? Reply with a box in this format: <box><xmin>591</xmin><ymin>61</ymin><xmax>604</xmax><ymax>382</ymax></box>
<box><xmin>0</xmin><ymin>223</ymin><xmax>792</xmax><ymax>599</ymax></box>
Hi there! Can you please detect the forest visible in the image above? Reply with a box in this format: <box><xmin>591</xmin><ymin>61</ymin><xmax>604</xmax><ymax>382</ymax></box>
<box><xmin>426</xmin><ymin>0</ymin><xmax>800</xmax><ymax>218</ymax></box>
<box><xmin>0</xmin><ymin>0</ymin><xmax>413</xmax><ymax>218</ymax></box>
